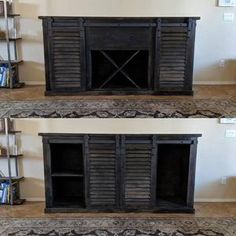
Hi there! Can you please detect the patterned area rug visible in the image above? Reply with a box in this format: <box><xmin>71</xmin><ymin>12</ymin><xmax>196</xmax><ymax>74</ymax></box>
<box><xmin>0</xmin><ymin>98</ymin><xmax>236</xmax><ymax>118</ymax></box>
<box><xmin>0</xmin><ymin>218</ymin><xmax>236</xmax><ymax>236</ymax></box>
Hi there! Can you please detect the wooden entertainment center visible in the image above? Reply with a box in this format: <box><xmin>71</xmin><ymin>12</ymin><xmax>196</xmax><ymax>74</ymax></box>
<box><xmin>39</xmin><ymin>17</ymin><xmax>200</xmax><ymax>96</ymax></box>
<box><xmin>39</xmin><ymin>133</ymin><xmax>201</xmax><ymax>213</ymax></box>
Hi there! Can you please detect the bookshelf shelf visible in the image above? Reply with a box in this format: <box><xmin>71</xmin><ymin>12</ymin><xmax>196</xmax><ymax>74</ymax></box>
<box><xmin>0</xmin><ymin>82</ymin><xmax>25</xmax><ymax>89</ymax></box>
<box><xmin>0</xmin><ymin>14</ymin><xmax>20</xmax><ymax>18</ymax></box>
<box><xmin>0</xmin><ymin>37</ymin><xmax>22</xmax><ymax>41</ymax></box>
<box><xmin>0</xmin><ymin>131</ymin><xmax>21</xmax><ymax>134</ymax></box>
<box><xmin>0</xmin><ymin>198</ymin><xmax>25</xmax><ymax>206</ymax></box>
<box><xmin>0</xmin><ymin>60</ymin><xmax>23</xmax><ymax>65</ymax></box>
<box><xmin>0</xmin><ymin>176</ymin><xmax>24</xmax><ymax>182</ymax></box>
<box><xmin>0</xmin><ymin>154</ymin><xmax>23</xmax><ymax>158</ymax></box>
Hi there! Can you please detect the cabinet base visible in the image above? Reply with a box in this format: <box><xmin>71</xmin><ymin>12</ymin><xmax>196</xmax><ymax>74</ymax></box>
<box><xmin>45</xmin><ymin>207</ymin><xmax>195</xmax><ymax>214</ymax></box>
<box><xmin>45</xmin><ymin>90</ymin><xmax>194</xmax><ymax>96</ymax></box>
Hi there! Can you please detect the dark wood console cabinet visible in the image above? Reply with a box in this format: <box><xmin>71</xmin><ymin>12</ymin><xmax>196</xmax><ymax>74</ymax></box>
<box><xmin>39</xmin><ymin>133</ymin><xmax>201</xmax><ymax>213</ymax></box>
<box><xmin>39</xmin><ymin>17</ymin><xmax>200</xmax><ymax>96</ymax></box>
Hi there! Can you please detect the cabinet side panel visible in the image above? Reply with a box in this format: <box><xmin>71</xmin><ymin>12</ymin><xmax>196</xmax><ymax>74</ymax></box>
<box><xmin>185</xmin><ymin>19</ymin><xmax>197</xmax><ymax>91</ymax></box>
<box><xmin>42</xmin><ymin>138</ymin><xmax>53</xmax><ymax>208</ymax></box>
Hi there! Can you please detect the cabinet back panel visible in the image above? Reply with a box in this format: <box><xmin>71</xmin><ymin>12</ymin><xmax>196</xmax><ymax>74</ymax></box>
<box><xmin>156</xmin><ymin>144</ymin><xmax>190</xmax><ymax>206</ymax></box>
<box><xmin>51</xmin><ymin>143</ymin><xmax>83</xmax><ymax>174</ymax></box>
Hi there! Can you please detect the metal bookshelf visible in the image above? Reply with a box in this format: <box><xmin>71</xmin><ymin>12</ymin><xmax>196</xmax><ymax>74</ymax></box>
<box><xmin>0</xmin><ymin>0</ymin><xmax>24</xmax><ymax>89</ymax></box>
<box><xmin>0</xmin><ymin>118</ymin><xmax>25</xmax><ymax>205</ymax></box>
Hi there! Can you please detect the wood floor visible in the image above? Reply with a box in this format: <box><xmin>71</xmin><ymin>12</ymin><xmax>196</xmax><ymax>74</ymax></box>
<box><xmin>0</xmin><ymin>202</ymin><xmax>236</xmax><ymax>218</ymax></box>
<box><xmin>0</xmin><ymin>85</ymin><xmax>236</xmax><ymax>101</ymax></box>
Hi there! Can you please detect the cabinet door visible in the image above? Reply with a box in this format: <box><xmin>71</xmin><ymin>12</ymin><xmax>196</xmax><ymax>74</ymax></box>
<box><xmin>43</xmin><ymin>18</ymin><xmax>85</xmax><ymax>93</ymax></box>
<box><xmin>122</xmin><ymin>135</ymin><xmax>156</xmax><ymax>209</ymax></box>
<box><xmin>156</xmin><ymin>18</ymin><xmax>196</xmax><ymax>94</ymax></box>
<box><xmin>87</xmin><ymin>135</ymin><xmax>119</xmax><ymax>209</ymax></box>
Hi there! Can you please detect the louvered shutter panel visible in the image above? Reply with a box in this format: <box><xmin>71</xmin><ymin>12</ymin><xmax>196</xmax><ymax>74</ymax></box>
<box><xmin>88</xmin><ymin>135</ymin><xmax>118</xmax><ymax>208</ymax></box>
<box><xmin>158</xmin><ymin>21</ymin><xmax>189</xmax><ymax>91</ymax></box>
<box><xmin>123</xmin><ymin>136</ymin><xmax>153</xmax><ymax>209</ymax></box>
<box><xmin>49</xmin><ymin>19</ymin><xmax>83</xmax><ymax>91</ymax></box>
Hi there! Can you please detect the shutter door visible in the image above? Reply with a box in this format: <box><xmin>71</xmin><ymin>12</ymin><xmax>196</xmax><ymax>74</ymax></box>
<box><xmin>50</xmin><ymin>19</ymin><xmax>83</xmax><ymax>91</ymax></box>
<box><xmin>88</xmin><ymin>135</ymin><xmax>118</xmax><ymax>209</ymax></box>
<box><xmin>158</xmin><ymin>21</ymin><xmax>188</xmax><ymax>91</ymax></box>
<box><xmin>123</xmin><ymin>135</ymin><xmax>153</xmax><ymax>209</ymax></box>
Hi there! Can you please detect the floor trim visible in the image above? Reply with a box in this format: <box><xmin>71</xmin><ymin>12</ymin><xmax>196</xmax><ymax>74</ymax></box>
<box><xmin>195</xmin><ymin>198</ymin><xmax>236</xmax><ymax>202</ymax></box>
<box><xmin>194</xmin><ymin>81</ymin><xmax>236</xmax><ymax>85</ymax></box>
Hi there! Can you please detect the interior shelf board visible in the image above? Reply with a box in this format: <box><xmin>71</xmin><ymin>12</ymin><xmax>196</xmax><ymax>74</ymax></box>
<box><xmin>51</xmin><ymin>173</ymin><xmax>84</xmax><ymax>177</ymax></box>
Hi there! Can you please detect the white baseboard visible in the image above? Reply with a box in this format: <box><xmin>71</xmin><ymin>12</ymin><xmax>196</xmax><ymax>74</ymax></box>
<box><xmin>23</xmin><ymin>81</ymin><xmax>236</xmax><ymax>86</ymax></box>
<box><xmin>24</xmin><ymin>197</ymin><xmax>45</xmax><ymax>202</ymax></box>
<box><xmin>195</xmin><ymin>198</ymin><xmax>236</xmax><ymax>202</ymax></box>
<box><xmin>193</xmin><ymin>81</ymin><xmax>236</xmax><ymax>85</ymax></box>
<box><xmin>23</xmin><ymin>81</ymin><xmax>45</xmax><ymax>85</ymax></box>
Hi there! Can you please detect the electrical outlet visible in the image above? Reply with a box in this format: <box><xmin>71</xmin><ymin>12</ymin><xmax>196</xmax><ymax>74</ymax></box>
<box><xmin>225</xmin><ymin>130</ymin><xmax>236</xmax><ymax>138</ymax></box>
<box><xmin>218</xmin><ymin>0</ymin><xmax>236</xmax><ymax>7</ymax></box>
<box><xmin>219</xmin><ymin>59</ymin><xmax>225</xmax><ymax>68</ymax></box>
<box><xmin>223</xmin><ymin>13</ymin><xmax>235</xmax><ymax>21</ymax></box>
<box><xmin>220</xmin><ymin>118</ymin><xmax>236</xmax><ymax>124</ymax></box>
<box><xmin>221</xmin><ymin>176</ymin><xmax>227</xmax><ymax>185</ymax></box>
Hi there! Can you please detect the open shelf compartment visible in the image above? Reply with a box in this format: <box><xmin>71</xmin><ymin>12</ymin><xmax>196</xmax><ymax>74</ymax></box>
<box><xmin>50</xmin><ymin>143</ymin><xmax>84</xmax><ymax>176</ymax></box>
<box><xmin>156</xmin><ymin>144</ymin><xmax>190</xmax><ymax>210</ymax></box>
<box><xmin>52</xmin><ymin>176</ymin><xmax>85</xmax><ymax>208</ymax></box>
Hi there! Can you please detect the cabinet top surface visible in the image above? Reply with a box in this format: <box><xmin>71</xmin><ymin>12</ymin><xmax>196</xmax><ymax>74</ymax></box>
<box><xmin>38</xmin><ymin>16</ymin><xmax>200</xmax><ymax>20</ymax></box>
<box><xmin>38</xmin><ymin>133</ymin><xmax>202</xmax><ymax>138</ymax></box>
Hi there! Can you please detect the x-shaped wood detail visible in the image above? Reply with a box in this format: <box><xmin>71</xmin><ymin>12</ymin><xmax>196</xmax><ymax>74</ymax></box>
<box><xmin>99</xmin><ymin>50</ymin><xmax>141</xmax><ymax>89</ymax></box>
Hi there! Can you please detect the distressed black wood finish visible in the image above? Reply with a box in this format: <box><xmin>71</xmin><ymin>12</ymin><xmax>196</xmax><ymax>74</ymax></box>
<box><xmin>87</xmin><ymin>135</ymin><xmax>118</xmax><ymax>210</ymax></box>
<box><xmin>122</xmin><ymin>135</ymin><xmax>153</xmax><ymax>210</ymax></box>
<box><xmin>39</xmin><ymin>17</ymin><xmax>200</xmax><ymax>96</ymax></box>
<box><xmin>39</xmin><ymin>133</ymin><xmax>201</xmax><ymax>213</ymax></box>
<box><xmin>41</xmin><ymin>17</ymin><xmax>85</xmax><ymax>92</ymax></box>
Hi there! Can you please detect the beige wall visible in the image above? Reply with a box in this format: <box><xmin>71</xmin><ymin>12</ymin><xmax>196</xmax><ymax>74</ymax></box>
<box><xmin>11</xmin><ymin>0</ymin><xmax>236</xmax><ymax>85</ymax></box>
<box><xmin>1</xmin><ymin>118</ymin><xmax>235</xmax><ymax>202</ymax></box>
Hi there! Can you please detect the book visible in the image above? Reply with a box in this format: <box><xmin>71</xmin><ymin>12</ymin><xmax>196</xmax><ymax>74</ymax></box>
<box><xmin>0</xmin><ymin>182</ymin><xmax>17</xmax><ymax>204</ymax></box>
<box><xmin>0</xmin><ymin>64</ymin><xmax>17</xmax><ymax>87</ymax></box>
<box><xmin>0</xmin><ymin>183</ymin><xmax>4</xmax><ymax>202</ymax></box>
<box><xmin>1</xmin><ymin>183</ymin><xmax>7</xmax><ymax>203</ymax></box>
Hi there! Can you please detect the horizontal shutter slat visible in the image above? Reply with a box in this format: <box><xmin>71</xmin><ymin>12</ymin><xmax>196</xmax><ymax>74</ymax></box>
<box><xmin>124</xmin><ymin>137</ymin><xmax>152</xmax><ymax>208</ymax></box>
<box><xmin>159</xmin><ymin>26</ymin><xmax>188</xmax><ymax>91</ymax></box>
<box><xmin>88</xmin><ymin>136</ymin><xmax>117</xmax><ymax>208</ymax></box>
<box><xmin>51</xmin><ymin>21</ymin><xmax>82</xmax><ymax>90</ymax></box>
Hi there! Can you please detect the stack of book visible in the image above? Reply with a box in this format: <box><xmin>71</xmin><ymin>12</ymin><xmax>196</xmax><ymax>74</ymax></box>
<box><xmin>0</xmin><ymin>65</ymin><xmax>17</xmax><ymax>87</ymax></box>
<box><xmin>0</xmin><ymin>182</ymin><xmax>16</xmax><ymax>204</ymax></box>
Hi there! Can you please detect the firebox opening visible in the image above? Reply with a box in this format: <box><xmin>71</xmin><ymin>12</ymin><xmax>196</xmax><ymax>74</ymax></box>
<box><xmin>91</xmin><ymin>50</ymin><xmax>149</xmax><ymax>90</ymax></box>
